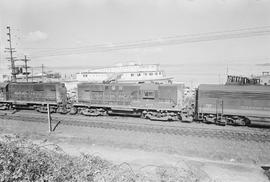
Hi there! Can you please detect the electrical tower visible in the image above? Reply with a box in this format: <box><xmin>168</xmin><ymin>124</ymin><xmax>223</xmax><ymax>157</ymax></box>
<box><xmin>5</xmin><ymin>26</ymin><xmax>17</xmax><ymax>82</ymax></box>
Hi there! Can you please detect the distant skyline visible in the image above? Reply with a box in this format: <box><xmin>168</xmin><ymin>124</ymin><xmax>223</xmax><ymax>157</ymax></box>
<box><xmin>0</xmin><ymin>0</ymin><xmax>270</xmax><ymax>73</ymax></box>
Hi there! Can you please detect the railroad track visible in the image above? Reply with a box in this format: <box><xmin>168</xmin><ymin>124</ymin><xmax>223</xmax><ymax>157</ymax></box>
<box><xmin>0</xmin><ymin>111</ymin><xmax>269</xmax><ymax>143</ymax></box>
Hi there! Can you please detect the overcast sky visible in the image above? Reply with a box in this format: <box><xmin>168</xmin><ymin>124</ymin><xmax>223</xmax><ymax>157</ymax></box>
<box><xmin>0</xmin><ymin>0</ymin><xmax>270</xmax><ymax>69</ymax></box>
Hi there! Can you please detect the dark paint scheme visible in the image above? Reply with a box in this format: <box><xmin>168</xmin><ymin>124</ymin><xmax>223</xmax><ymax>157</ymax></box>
<box><xmin>76</xmin><ymin>83</ymin><xmax>184</xmax><ymax>111</ymax></box>
<box><xmin>0</xmin><ymin>82</ymin><xmax>67</xmax><ymax>107</ymax></box>
<box><xmin>197</xmin><ymin>84</ymin><xmax>270</xmax><ymax>125</ymax></box>
<box><xmin>1</xmin><ymin>81</ymin><xmax>270</xmax><ymax>125</ymax></box>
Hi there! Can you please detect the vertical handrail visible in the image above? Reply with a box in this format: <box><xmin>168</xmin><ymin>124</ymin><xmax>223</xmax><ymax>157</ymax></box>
<box><xmin>47</xmin><ymin>104</ymin><xmax>51</xmax><ymax>132</ymax></box>
<box><xmin>216</xmin><ymin>99</ymin><xmax>218</xmax><ymax>122</ymax></box>
<box><xmin>221</xmin><ymin>100</ymin><xmax>224</xmax><ymax>119</ymax></box>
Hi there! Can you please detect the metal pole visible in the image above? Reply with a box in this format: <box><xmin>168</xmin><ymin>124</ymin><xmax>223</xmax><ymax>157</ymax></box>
<box><xmin>31</xmin><ymin>67</ymin><xmax>34</xmax><ymax>82</ymax></box>
<box><xmin>47</xmin><ymin>104</ymin><xmax>51</xmax><ymax>132</ymax></box>
<box><xmin>42</xmin><ymin>64</ymin><xmax>44</xmax><ymax>82</ymax></box>
<box><xmin>216</xmin><ymin>100</ymin><xmax>218</xmax><ymax>123</ymax></box>
<box><xmin>6</xmin><ymin>26</ymin><xmax>16</xmax><ymax>82</ymax></box>
<box><xmin>24</xmin><ymin>55</ymin><xmax>29</xmax><ymax>82</ymax></box>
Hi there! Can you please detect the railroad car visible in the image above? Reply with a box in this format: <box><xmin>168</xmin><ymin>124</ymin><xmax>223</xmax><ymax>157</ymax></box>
<box><xmin>0</xmin><ymin>82</ymin><xmax>67</xmax><ymax>112</ymax></box>
<box><xmin>71</xmin><ymin>82</ymin><xmax>187</xmax><ymax>121</ymax></box>
<box><xmin>196</xmin><ymin>84</ymin><xmax>270</xmax><ymax>126</ymax></box>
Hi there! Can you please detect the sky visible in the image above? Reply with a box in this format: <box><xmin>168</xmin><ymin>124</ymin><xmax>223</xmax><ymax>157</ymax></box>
<box><xmin>0</xmin><ymin>0</ymin><xmax>270</xmax><ymax>72</ymax></box>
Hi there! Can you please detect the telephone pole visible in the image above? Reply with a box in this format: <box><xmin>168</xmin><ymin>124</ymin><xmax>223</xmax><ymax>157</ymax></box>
<box><xmin>31</xmin><ymin>67</ymin><xmax>34</xmax><ymax>82</ymax></box>
<box><xmin>21</xmin><ymin>55</ymin><xmax>30</xmax><ymax>82</ymax></box>
<box><xmin>5</xmin><ymin>26</ymin><xmax>17</xmax><ymax>82</ymax></box>
<box><xmin>41</xmin><ymin>64</ymin><xmax>44</xmax><ymax>82</ymax></box>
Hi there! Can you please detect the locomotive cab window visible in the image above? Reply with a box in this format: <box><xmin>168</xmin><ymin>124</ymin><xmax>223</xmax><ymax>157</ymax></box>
<box><xmin>143</xmin><ymin>91</ymin><xmax>155</xmax><ymax>99</ymax></box>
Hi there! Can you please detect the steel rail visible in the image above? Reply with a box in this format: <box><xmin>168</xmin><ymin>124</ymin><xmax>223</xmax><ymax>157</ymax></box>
<box><xmin>0</xmin><ymin>111</ymin><xmax>269</xmax><ymax>143</ymax></box>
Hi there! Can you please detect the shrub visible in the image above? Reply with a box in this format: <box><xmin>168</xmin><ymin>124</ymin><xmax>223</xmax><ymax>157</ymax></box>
<box><xmin>0</xmin><ymin>135</ymin><xmax>204</xmax><ymax>182</ymax></box>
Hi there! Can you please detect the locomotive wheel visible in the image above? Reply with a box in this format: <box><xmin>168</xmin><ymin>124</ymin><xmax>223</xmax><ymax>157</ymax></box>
<box><xmin>35</xmin><ymin>106</ymin><xmax>55</xmax><ymax>113</ymax></box>
<box><xmin>69</xmin><ymin>107</ymin><xmax>78</xmax><ymax>115</ymax></box>
<box><xmin>57</xmin><ymin>106</ymin><xmax>69</xmax><ymax>114</ymax></box>
<box><xmin>0</xmin><ymin>104</ymin><xmax>9</xmax><ymax>110</ymax></box>
<box><xmin>231</xmin><ymin>117</ymin><xmax>247</xmax><ymax>126</ymax></box>
<box><xmin>244</xmin><ymin>118</ymin><xmax>251</xmax><ymax>126</ymax></box>
<box><xmin>97</xmin><ymin>108</ymin><xmax>107</xmax><ymax>116</ymax></box>
<box><xmin>80</xmin><ymin>108</ymin><xmax>105</xmax><ymax>116</ymax></box>
<box><xmin>141</xmin><ymin>111</ymin><xmax>153</xmax><ymax>119</ymax></box>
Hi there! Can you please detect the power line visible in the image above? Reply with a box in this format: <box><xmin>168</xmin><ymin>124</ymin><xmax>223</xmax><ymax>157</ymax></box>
<box><xmin>23</xmin><ymin>25</ymin><xmax>270</xmax><ymax>51</ymax></box>
<box><xmin>19</xmin><ymin>25</ymin><xmax>270</xmax><ymax>58</ymax></box>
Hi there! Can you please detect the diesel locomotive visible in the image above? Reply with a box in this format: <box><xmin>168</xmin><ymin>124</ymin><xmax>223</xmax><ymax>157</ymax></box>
<box><xmin>0</xmin><ymin>76</ymin><xmax>270</xmax><ymax>126</ymax></box>
<box><xmin>71</xmin><ymin>82</ymin><xmax>187</xmax><ymax>121</ymax></box>
<box><xmin>0</xmin><ymin>82</ymin><xmax>67</xmax><ymax>113</ymax></box>
<box><xmin>196</xmin><ymin>84</ymin><xmax>270</xmax><ymax>126</ymax></box>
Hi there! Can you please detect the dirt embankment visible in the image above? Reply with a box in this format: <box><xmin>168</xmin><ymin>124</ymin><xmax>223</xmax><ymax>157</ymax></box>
<box><xmin>0</xmin><ymin>118</ymin><xmax>269</xmax><ymax>182</ymax></box>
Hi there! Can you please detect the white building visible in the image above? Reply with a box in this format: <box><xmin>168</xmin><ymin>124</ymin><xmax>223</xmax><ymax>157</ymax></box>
<box><xmin>76</xmin><ymin>63</ymin><xmax>173</xmax><ymax>83</ymax></box>
<box><xmin>258</xmin><ymin>72</ymin><xmax>270</xmax><ymax>85</ymax></box>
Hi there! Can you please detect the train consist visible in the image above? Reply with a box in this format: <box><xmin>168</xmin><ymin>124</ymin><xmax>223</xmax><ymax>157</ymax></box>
<box><xmin>0</xmin><ymin>76</ymin><xmax>270</xmax><ymax>126</ymax></box>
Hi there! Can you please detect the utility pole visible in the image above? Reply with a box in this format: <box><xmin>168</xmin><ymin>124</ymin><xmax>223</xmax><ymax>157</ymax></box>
<box><xmin>31</xmin><ymin>67</ymin><xmax>34</xmax><ymax>82</ymax></box>
<box><xmin>22</xmin><ymin>55</ymin><xmax>30</xmax><ymax>82</ymax></box>
<box><xmin>41</xmin><ymin>64</ymin><xmax>44</xmax><ymax>82</ymax></box>
<box><xmin>5</xmin><ymin>26</ymin><xmax>17</xmax><ymax>82</ymax></box>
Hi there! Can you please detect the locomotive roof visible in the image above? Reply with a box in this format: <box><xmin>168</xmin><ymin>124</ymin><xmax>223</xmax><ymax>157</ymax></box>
<box><xmin>77</xmin><ymin>82</ymin><xmax>183</xmax><ymax>86</ymax></box>
<box><xmin>8</xmin><ymin>82</ymin><xmax>62</xmax><ymax>85</ymax></box>
<box><xmin>199</xmin><ymin>84</ymin><xmax>270</xmax><ymax>92</ymax></box>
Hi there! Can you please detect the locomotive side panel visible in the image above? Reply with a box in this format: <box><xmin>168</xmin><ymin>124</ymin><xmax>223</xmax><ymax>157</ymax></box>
<box><xmin>43</xmin><ymin>84</ymin><xmax>57</xmax><ymax>102</ymax></box>
<box><xmin>9</xmin><ymin>84</ymin><xmax>43</xmax><ymax>102</ymax></box>
<box><xmin>77</xmin><ymin>83</ymin><xmax>92</xmax><ymax>103</ymax></box>
<box><xmin>102</xmin><ymin>84</ymin><xmax>139</xmax><ymax>106</ymax></box>
<box><xmin>132</xmin><ymin>84</ymin><xmax>184</xmax><ymax>110</ymax></box>
<box><xmin>77</xmin><ymin>83</ymin><xmax>140</xmax><ymax>106</ymax></box>
<box><xmin>130</xmin><ymin>84</ymin><xmax>159</xmax><ymax>109</ymax></box>
<box><xmin>197</xmin><ymin>84</ymin><xmax>270</xmax><ymax>124</ymax></box>
<box><xmin>77</xmin><ymin>83</ymin><xmax>185</xmax><ymax>111</ymax></box>
<box><xmin>158</xmin><ymin>84</ymin><xmax>185</xmax><ymax>110</ymax></box>
<box><xmin>8</xmin><ymin>83</ymin><xmax>64</xmax><ymax>104</ymax></box>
